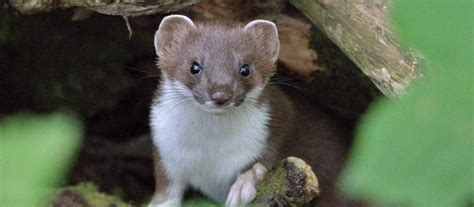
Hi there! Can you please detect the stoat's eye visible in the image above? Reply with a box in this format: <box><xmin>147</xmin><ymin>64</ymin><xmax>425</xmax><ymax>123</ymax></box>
<box><xmin>239</xmin><ymin>64</ymin><xmax>250</xmax><ymax>77</ymax></box>
<box><xmin>190</xmin><ymin>62</ymin><xmax>202</xmax><ymax>75</ymax></box>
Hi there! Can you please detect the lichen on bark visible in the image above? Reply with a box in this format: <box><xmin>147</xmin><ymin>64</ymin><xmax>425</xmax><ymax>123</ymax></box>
<box><xmin>255</xmin><ymin>157</ymin><xmax>320</xmax><ymax>207</ymax></box>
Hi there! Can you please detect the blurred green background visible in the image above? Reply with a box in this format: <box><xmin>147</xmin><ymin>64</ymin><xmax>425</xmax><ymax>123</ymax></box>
<box><xmin>0</xmin><ymin>112</ymin><xmax>83</xmax><ymax>206</ymax></box>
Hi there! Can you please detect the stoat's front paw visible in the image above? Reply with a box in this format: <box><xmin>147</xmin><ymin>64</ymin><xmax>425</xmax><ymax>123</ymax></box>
<box><xmin>225</xmin><ymin>163</ymin><xmax>268</xmax><ymax>207</ymax></box>
<box><xmin>225</xmin><ymin>173</ymin><xmax>257</xmax><ymax>207</ymax></box>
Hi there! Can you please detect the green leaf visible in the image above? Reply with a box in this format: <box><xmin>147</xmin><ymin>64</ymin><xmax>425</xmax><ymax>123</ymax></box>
<box><xmin>0</xmin><ymin>112</ymin><xmax>83</xmax><ymax>206</ymax></box>
<box><xmin>340</xmin><ymin>0</ymin><xmax>473</xmax><ymax>206</ymax></box>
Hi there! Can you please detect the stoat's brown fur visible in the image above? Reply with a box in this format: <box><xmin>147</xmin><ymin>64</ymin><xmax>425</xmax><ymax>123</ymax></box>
<box><xmin>149</xmin><ymin>15</ymin><xmax>358</xmax><ymax>207</ymax></box>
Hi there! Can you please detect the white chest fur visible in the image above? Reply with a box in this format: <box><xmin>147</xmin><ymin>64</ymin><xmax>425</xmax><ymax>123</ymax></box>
<box><xmin>150</xmin><ymin>82</ymin><xmax>270</xmax><ymax>202</ymax></box>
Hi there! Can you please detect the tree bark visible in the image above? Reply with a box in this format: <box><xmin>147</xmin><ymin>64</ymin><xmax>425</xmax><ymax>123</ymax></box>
<box><xmin>289</xmin><ymin>0</ymin><xmax>421</xmax><ymax>97</ymax></box>
<box><xmin>8</xmin><ymin>0</ymin><xmax>200</xmax><ymax>16</ymax></box>
<box><xmin>255</xmin><ymin>157</ymin><xmax>320</xmax><ymax>207</ymax></box>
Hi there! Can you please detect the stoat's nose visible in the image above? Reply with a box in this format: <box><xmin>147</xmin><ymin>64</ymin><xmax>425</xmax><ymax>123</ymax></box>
<box><xmin>211</xmin><ymin>91</ymin><xmax>232</xmax><ymax>106</ymax></box>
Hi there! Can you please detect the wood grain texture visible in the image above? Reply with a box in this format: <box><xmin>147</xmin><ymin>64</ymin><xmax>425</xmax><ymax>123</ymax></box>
<box><xmin>8</xmin><ymin>0</ymin><xmax>200</xmax><ymax>16</ymax></box>
<box><xmin>290</xmin><ymin>0</ymin><xmax>421</xmax><ymax>97</ymax></box>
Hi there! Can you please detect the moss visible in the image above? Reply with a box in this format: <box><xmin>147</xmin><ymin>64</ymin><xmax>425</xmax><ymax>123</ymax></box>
<box><xmin>254</xmin><ymin>158</ymin><xmax>320</xmax><ymax>207</ymax></box>
<box><xmin>256</xmin><ymin>166</ymin><xmax>287</xmax><ymax>196</ymax></box>
<box><xmin>50</xmin><ymin>182</ymin><xmax>132</xmax><ymax>207</ymax></box>
<box><xmin>255</xmin><ymin>161</ymin><xmax>294</xmax><ymax>206</ymax></box>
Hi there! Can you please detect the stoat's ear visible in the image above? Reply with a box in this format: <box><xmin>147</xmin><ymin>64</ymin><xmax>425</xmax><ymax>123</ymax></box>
<box><xmin>244</xmin><ymin>20</ymin><xmax>279</xmax><ymax>63</ymax></box>
<box><xmin>154</xmin><ymin>15</ymin><xmax>196</xmax><ymax>57</ymax></box>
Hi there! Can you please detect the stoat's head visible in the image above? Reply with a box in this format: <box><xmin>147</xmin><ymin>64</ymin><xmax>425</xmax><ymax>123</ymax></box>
<box><xmin>154</xmin><ymin>15</ymin><xmax>279</xmax><ymax>114</ymax></box>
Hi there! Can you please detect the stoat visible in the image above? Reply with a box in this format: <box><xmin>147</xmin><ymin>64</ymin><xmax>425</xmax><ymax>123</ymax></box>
<box><xmin>149</xmin><ymin>15</ymin><xmax>354</xmax><ymax>207</ymax></box>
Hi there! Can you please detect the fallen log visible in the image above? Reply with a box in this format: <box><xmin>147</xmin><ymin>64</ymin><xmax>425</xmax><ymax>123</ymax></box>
<box><xmin>289</xmin><ymin>0</ymin><xmax>421</xmax><ymax>97</ymax></box>
<box><xmin>8</xmin><ymin>0</ymin><xmax>200</xmax><ymax>16</ymax></box>
<box><xmin>255</xmin><ymin>157</ymin><xmax>320</xmax><ymax>207</ymax></box>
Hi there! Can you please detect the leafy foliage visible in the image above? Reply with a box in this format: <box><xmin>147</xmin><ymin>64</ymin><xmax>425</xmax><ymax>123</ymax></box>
<box><xmin>0</xmin><ymin>112</ymin><xmax>83</xmax><ymax>206</ymax></box>
<box><xmin>340</xmin><ymin>1</ymin><xmax>473</xmax><ymax>206</ymax></box>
